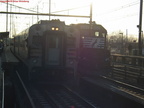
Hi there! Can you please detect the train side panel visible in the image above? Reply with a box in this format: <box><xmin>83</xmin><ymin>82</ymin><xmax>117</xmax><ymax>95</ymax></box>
<box><xmin>77</xmin><ymin>48</ymin><xmax>110</xmax><ymax>76</ymax></box>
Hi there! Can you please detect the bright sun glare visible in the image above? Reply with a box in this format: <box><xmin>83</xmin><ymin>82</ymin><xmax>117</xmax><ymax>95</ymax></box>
<box><xmin>0</xmin><ymin>0</ymin><xmax>142</xmax><ymax>37</ymax></box>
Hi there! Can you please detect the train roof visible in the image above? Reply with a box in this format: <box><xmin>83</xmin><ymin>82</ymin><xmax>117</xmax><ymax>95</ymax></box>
<box><xmin>37</xmin><ymin>19</ymin><xmax>65</xmax><ymax>25</ymax></box>
<box><xmin>70</xmin><ymin>22</ymin><xmax>107</xmax><ymax>33</ymax></box>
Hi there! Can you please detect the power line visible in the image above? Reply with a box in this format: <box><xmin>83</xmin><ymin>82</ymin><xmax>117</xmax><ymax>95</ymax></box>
<box><xmin>1</xmin><ymin>2</ymin><xmax>38</xmax><ymax>13</ymax></box>
<box><xmin>0</xmin><ymin>11</ymin><xmax>90</xmax><ymax>18</ymax></box>
<box><xmin>101</xmin><ymin>12</ymin><xmax>139</xmax><ymax>23</ymax></box>
<box><xmin>95</xmin><ymin>1</ymin><xmax>139</xmax><ymax>16</ymax></box>
<box><xmin>93</xmin><ymin>1</ymin><xmax>142</xmax><ymax>23</ymax></box>
<box><xmin>51</xmin><ymin>5</ymin><xmax>89</xmax><ymax>13</ymax></box>
<box><xmin>0</xmin><ymin>2</ymin><xmax>89</xmax><ymax>15</ymax></box>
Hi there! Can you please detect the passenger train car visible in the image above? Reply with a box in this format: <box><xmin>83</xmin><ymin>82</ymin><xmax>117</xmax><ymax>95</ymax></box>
<box><xmin>11</xmin><ymin>19</ymin><xmax>110</xmax><ymax>80</ymax></box>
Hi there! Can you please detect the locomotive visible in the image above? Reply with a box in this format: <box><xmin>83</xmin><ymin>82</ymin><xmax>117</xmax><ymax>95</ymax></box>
<box><xmin>68</xmin><ymin>22</ymin><xmax>110</xmax><ymax>76</ymax></box>
<box><xmin>11</xmin><ymin>19</ymin><xmax>110</xmax><ymax>80</ymax></box>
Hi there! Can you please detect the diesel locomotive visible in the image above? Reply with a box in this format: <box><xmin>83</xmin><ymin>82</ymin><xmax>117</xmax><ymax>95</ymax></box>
<box><xmin>68</xmin><ymin>22</ymin><xmax>110</xmax><ymax>76</ymax></box>
<box><xmin>11</xmin><ymin>19</ymin><xmax>110</xmax><ymax>80</ymax></box>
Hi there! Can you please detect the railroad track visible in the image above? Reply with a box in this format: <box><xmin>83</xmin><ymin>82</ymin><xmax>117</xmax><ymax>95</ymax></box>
<box><xmin>101</xmin><ymin>75</ymin><xmax>144</xmax><ymax>105</ymax></box>
<box><xmin>28</xmin><ymin>84</ymin><xmax>97</xmax><ymax>108</ymax></box>
<box><xmin>110</xmin><ymin>64</ymin><xmax>144</xmax><ymax>84</ymax></box>
<box><xmin>14</xmin><ymin>69</ymin><xmax>99</xmax><ymax>108</ymax></box>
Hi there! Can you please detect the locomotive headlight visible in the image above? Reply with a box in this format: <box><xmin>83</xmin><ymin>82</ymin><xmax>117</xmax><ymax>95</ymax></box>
<box><xmin>56</xmin><ymin>27</ymin><xmax>59</xmax><ymax>31</ymax></box>
<box><xmin>51</xmin><ymin>27</ymin><xmax>59</xmax><ymax>31</ymax></box>
<box><xmin>52</xmin><ymin>27</ymin><xmax>55</xmax><ymax>30</ymax></box>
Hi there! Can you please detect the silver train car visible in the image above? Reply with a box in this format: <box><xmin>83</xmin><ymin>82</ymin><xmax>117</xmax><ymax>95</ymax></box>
<box><xmin>11</xmin><ymin>20</ymin><xmax>68</xmax><ymax>80</ymax></box>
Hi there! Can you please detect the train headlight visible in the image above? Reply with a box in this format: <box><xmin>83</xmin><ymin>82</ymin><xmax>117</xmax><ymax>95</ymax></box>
<box><xmin>52</xmin><ymin>27</ymin><xmax>55</xmax><ymax>30</ymax></box>
<box><xmin>51</xmin><ymin>27</ymin><xmax>59</xmax><ymax>31</ymax></box>
<box><xmin>56</xmin><ymin>27</ymin><xmax>59</xmax><ymax>31</ymax></box>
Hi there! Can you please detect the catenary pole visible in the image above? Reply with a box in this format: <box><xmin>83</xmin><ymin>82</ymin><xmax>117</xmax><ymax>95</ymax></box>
<box><xmin>138</xmin><ymin>0</ymin><xmax>143</xmax><ymax>55</ymax></box>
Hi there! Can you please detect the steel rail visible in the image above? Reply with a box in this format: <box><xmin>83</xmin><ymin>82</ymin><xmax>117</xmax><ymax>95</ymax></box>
<box><xmin>63</xmin><ymin>85</ymin><xmax>97</xmax><ymax>108</ymax></box>
<box><xmin>1</xmin><ymin>71</ymin><xmax>4</xmax><ymax>108</ymax></box>
<box><xmin>102</xmin><ymin>75</ymin><xmax>144</xmax><ymax>92</ymax></box>
<box><xmin>43</xmin><ymin>85</ymin><xmax>97</xmax><ymax>108</ymax></box>
<box><xmin>16</xmin><ymin>71</ymin><xmax>36</xmax><ymax>108</ymax></box>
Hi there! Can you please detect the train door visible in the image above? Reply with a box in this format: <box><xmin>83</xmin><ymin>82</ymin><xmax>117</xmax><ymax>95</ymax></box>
<box><xmin>43</xmin><ymin>31</ymin><xmax>66</xmax><ymax>68</ymax></box>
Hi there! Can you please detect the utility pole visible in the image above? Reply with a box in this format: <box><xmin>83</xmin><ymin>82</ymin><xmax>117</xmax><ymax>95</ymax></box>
<box><xmin>126</xmin><ymin>29</ymin><xmax>128</xmax><ymax>42</ymax></box>
<box><xmin>89</xmin><ymin>3</ymin><xmax>92</xmax><ymax>36</ymax></box>
<box><xmin>89</xmin><ymin>3</ymin><xmax>92</xmax><ymax>28</ymax></box>
<box><xmin>119</xmin><ymin>33</ymin><xmax>124</xmax><ymax>54</ymax></box>
<box><xmin>6</xmin><ymin>0</ymin><xmax>8</xmax><ymax>46</ymax></box>
<box><xmin>49</xmin><ymin>0</ymin><xmax>51</xmax><ymax>20</ymax></box>
<box><xmin>37</xmin><ymin>6</ymin><xmax>39</xmax><ymax>22</ymax></box>
<box><xmin>6</xmin><ymin>0</ymin><xmax>8</xmax><ymax>32</ymax></box>
<box><xmin>138</xmin><ymin>0</ymin><xmax>143</xmax><ymax>55</ymax></box>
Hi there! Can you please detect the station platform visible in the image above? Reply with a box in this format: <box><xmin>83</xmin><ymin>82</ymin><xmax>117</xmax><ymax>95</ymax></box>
<box><xmin>0</xmin><ymin>46</ymin><xmax>19</xmax><ymax>108</ymax></box>
<box><xmin>0</xmin><ymin>45</ymin><xmax>19</xmax><ymax>84</ymax></box>
<box><xmin>1</xmin><ymin>46</ymin><xmax>19</xmax><ymax>63</ymax></box>
<box><xmin>1</xmin><ymin>46</ymin><xmax>19</xmax><ymax>73</ymax></box>
<box><xmin>80</xmin><ymin>76</ymin><xmax>144</xmax><ymax>107</ymax></box>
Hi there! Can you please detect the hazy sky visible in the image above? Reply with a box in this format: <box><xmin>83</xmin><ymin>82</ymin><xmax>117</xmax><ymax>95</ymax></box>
<box><xmin>0</xmin><ymin>0</ymin><xmax>143</xmax><ymax>37</ymax></box>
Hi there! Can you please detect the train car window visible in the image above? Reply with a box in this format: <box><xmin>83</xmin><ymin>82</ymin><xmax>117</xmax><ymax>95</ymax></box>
<box><xmin>32</xmin><ymin>36</ymin><xmax>42</xmax><ymax>46</ymax></box>
<box><xmin>49</xmin><ymin>37</ymin><xmax>60</xmax><ymax>48</ymax></box>
<box><xmin>95</xmin><ymin>32</ymin><xmax>99</xmax><ymax>36</ymax></box>
<box><xmin>102</xmin><ymin>33</ymin><xmax>105</xmax><ymax>37</ymax></box>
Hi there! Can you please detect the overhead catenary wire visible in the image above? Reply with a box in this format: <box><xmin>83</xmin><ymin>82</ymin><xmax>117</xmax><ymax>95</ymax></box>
<box><xmin>1</xmin><ymin>2</ymin><xmax>38</xmax><ymax>13</ymax></box>
<box><xmin>51</xmin><ymin>5</ymin><xmax>90</xmax><ymax>13</ymax></box>
<box><xmin>95</xmin><ymin>0</ymin><xmax>140</xmax><ymax>16</ymax></box>
<box><xmin>1</xmin><ymin>1</ymin><xmax>140</xmax><ymax>21</ymax></box>
<box><xmin>0</xmin><ymin>2</ymin><xmax>89</xmax><ymax>14</ymax></box>
<box><xmin>94</xmin><ymin>0</ymin><xmax>142</xmax><ymax>23</ymax></box>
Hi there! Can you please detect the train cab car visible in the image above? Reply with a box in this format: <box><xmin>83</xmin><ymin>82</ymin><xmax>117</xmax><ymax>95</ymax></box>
<box><xmin>12</xmin><ymin>19</ymin><xmax>67</xmax><ymax>80</ymax></box>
